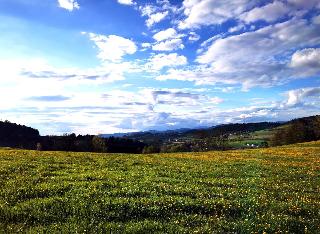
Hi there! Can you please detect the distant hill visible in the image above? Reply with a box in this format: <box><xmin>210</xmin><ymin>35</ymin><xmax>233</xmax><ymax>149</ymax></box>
<box><xmin>186</xmin><ymin>122</ymin><xmax>283</xmax><ymax>137</ymax></box>
<box><xmin>0</xmin><ymin>120</ymin><xmax>40</xmax><ymax>149</ymax></box>
<box><xmin>271</xmin><ymin>115</ymin><xmax>320</xmax><ymax>146</ymax></box>
<box><xmin>120</xmin><ymin>122</ymin><xmax>283</xmax><ymax>144</ymax></box>
<box><xmin>1</xmin><ymin>115</ymin><xmax>319</xmax><ymax>152</ymax></box>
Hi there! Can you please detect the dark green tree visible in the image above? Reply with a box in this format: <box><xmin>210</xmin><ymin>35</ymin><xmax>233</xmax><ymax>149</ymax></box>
<box><xmin>92</xmin><ymin>136</ymin><xmax>107</xmax><ymax>152</ymax></box>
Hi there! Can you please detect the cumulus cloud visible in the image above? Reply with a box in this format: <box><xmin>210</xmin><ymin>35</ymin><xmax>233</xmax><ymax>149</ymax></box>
<box><xmin>240</xmin><ymin>1</ymin><xmax>289</xmax><ymax>23</ymax></box>
<box><xmin>139</xmin><ymin>5</ymin><xmax>168</xmax><ymax>28</ymax></box>
<box><xmin>146</xmin><ymin>11</ymin><xmax>169</xmax><ymax>27</ymax></box>
<box><xmin>152</xmin><ymin>38</ymin><xmax>184</xmax><ymax>51</ymax></box>
<box><xmin>157</xmin><ymin>18</ymin><xmax>320</xmax><ymax>90</ymax></box>
<box><xmin>286</xmin><ymin>87</ymin><xmax>320</xmax><ymax>106</ymax></box>
<box><xmin>239</xmin><ymin>0</ymin><xmax>320</xmax><ymax>24</ymax></box>
<box><xmin>188</xmin><ymin>32</ymin><xmax>200</xmax><ymax>42</ymax></box>
<box><xmin>117</xmin><ymin>0</ymin><xmax>135</xmax><ymax>6</ymax></box>
<box><xmin>57</xmin><ymin>0</ymin><xmax>79</xmax><ymax>11</ymax></box>
<box><xmin>290</xmin><ymin>48</ymin><xmax>320</xmax><ymax>69</ymax></box>
<box><xmin>137</xmin><ymin>89</ymin><xmax>224</xmax><ymax>114</ymax></box>
<box><xmin>146</xmin><ymin>53</ymin><xmax>187</xmax><ymax>71</ymax></box>
<box><xmin>85</xmin><ymin>33</ymin><xmax>137</xmax><ymax>62</ymax></box>
<box><xmin>153</xmin><ymin>28</ymin><xmax>182</xmax><ymax>41</ymax></box>
<box><xmin>289</xmin><ymin>48</ymin><xmax>320</xmax><ymax>77</ymax></box>
<box><xmin>194</xmin><ymin>18</ymin><xmax>320</xmax><ymax>89</ymax></box>
<box><xmin>177</xmin><ymin>0</ymin><xmax>320</xmax><ymax>29</ymax></box>
<box><xmin>2</xmin><ymin>59</ymin><xmax>319</xmax><ymax>134</ymax></box>
<box><xmin>178</xmin><ymin>0</ymin><xmax>254</xmax><ymax>29</ymax></box>
<box><xmin>141</xmin><ymin>42</ymin><xmax>151</xmax><ymax>48</ymax></box>
<box><xmin>228</xmin><ymin>24</ymin><xmax>246</xmax><ymax>33</ymax></box>
<box><xmin>151</xmin><ymin>28</ymin><xmax>185</xmax><ymax>51</ymax></box>
<box><xmin>287</xmin><ymin>0</ymin><xmax>320</xmax><ymax>10</ymax></box>
<box><xmin>3</xmin><ymin>1</ymin><xmax>320</xmax><ymax>135</ymax></box>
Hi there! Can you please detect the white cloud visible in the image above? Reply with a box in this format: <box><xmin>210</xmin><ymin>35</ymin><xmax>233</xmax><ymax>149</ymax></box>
<box><xmin>178</xmin><ymin>0</ymin><xmax>254</xmax><ymax>29</ymax></box>
<box><xmin>57</xmin><ymin>0</ymin><xmax>79</xmax><ymax>11</ymax></box>
<box><xmin>146</xmin><ymin>11</ymin><xmax>169</xmax><ymax>28</ymax></box>
<box><xmin>291</xmin><ymin>48</ymin><xmax>320</xmax><ymax>69</ymax></box>
<box><xmin>222</xmin><ymin>87</ymin><xmax>235</xmax><ymax>93</ymax></box>
<box><xmin>158</xmin><ymin>18</ymin><xmax>320</xmax><ymax>90</ymax></box>
<box><xmin>228</xmin><ymin>24</ymin><xmax>245</xmax><ymax>33</ymax></box>
<box><xmin>1</xmin><ymin>57</ymin><xmax>319</xmax><ymax>134</ymax></box>
<box><xmin>239</xmin><ymin>0</ymin><xmax>320</xmax><ymax>24</ymax></box>
<box><xmin>153</xmin><ymin>28</ymin><xmax>181</xmax><ymax>41</ymax></box>
<box><xmin>3</xmin><ymin>1</ymin><xmax>320</xmax><ymax>135</ymax></box>
<box><xmin>151</xmin><ymin>28</ymin><xmax>185</xmax><ymax>51</ymax></box>
<box><xmin>290</xmin><ymin>48</ymin><xmax>320</xmax><ymax>77</ymax></box>
<box><xmin>188</xmin><ymin>32</ymin><xmax>200</xmax><ymax>42</ymax></box>
<box><xmin>287</xmin><ymin>0</ymin><xmax>320</xmax><ymax>10</ymax></box>
<box><xmin>139</xmin><ymin>5</ymin><xmax>169</xmax><ymax>28</ymax></box>
<box><xmin>138</xmin><ymin>88</ymin><xmax>223</xmax><ymax>112</ymax></box>
<box><xmin>20</xmin><ymin>63</ymin><xmax>133</xmax><ymax>84</ymax></box>
<box><xmin>141</xmin><ymin>42</ymin><xmax>151</xmax><ymax>48</ymax></box>
<box><xmin>139</xmin><ymin>5</ymin><xmax>156</xmax><ymax>16</ymax></box>
<box><xmin>240</xmin><ymin>1</ymin><xmax>289</xmax><ymax>23</ymax></box>
<box><xmin>286</xmin><ymin>87</ymin><xmax>320</xmax><ymax>106</ymax></box>
<box><xmin>199</xmin><ymin>34</ymin><xmax>224</xmax><ymax>49</ymax></box>
<box><xmin>313</xmin><ymin>15</ymin><xmax>320</xmax><ymax>24</ymax></box>
<box><xmin>117</xmin><ymin>0</ymin><xmax>135</xmax><ymax>6</ymax></box>
<box><xmin>156</xmin><ymin>67</ymin><xmax>226</xmax><ymax>85</ymax></box>
<box><xmin>146</xmin><ymin>53</ymin><xmax>187</xmax><ymax>71</ymax></box>
<box><xmin>210</xmin><ymin>97</ymin><xmax>224</xmax><ymax>104</ymax></box>
<box><xmin>178</xmin><ymin>0</ymin><xmax>320</xmax><ymax>29</ymax></box>
<box><xmin>139</xmin><ymin>1</ymin><xmax>180</xmax><ymax>28</ymax></box>
<box><xmin>85</xmin><ymin>33</ymin><xmax>137</xmax><ymax>62</ymax></box>
<box><xmin>152</xmin><ymin>38</ymin><xmax>184</xmax><ymax>51</ymax></box>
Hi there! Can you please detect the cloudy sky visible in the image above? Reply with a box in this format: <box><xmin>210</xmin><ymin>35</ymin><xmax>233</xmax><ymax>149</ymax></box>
<box><xmin>0</xmin><ymin>0</ymin><xmax>320</xmax><ymax>135</ymax></box>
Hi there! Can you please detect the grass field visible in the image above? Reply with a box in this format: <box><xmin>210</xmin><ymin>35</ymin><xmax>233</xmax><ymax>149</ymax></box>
<box><xmin>0</xmin><ymin>142</ymin><xmax>319</xmax><ymax>233</ymax></box>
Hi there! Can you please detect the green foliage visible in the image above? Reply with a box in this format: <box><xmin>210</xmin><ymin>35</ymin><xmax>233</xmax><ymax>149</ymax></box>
<box><xmin>0</xmin><ymin>120</ymin><xmax>39</xmax><ymax>149</ymax></box>
<box><xmin>160</xmin><ymin>143</ymin><xmax>190</xmax><ymax>153</ymax></box>
<box><xmin>142</xmin><ymin>145</ymin><xmax>160</xmax><ymax>154</ymax></box>
<box><xmin>0</xmin><ymin>142</ymin><xmax>319</xmax><ymax>233</ymax></box>
<box><xmin>271</xmin><ymin>115</ymin><xmax>320</xmax><ymax>146</ymax></box>
<box><xmin>92</xmin><ymin>136</ymin><xmax>107</xmax><ymax>152</ymax></box>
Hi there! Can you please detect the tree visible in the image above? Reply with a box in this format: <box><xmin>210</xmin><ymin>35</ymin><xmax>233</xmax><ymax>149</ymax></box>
<box><xmin>92</xmin><ymin>136</ymin><xmax>107</xmax><ymax>152</ymax></box>
<box><xmin>271</xmin><ymin>116</ymin><xmax>320</xmax><ymax>146</ymax></box>
<box><xmin>36</xmin><ymin>142</ymin><xmax>42</xmax><ymax>151</ymax></box>
<box><xmin>142</xmin><ymin>145</ymin><xmax>160</xmax><ymax>154</ymax></box>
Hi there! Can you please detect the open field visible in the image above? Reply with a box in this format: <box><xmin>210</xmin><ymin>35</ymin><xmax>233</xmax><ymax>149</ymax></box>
<box><xmin>0</xmin><ymin>142</ymin><xmax>319</xmax><ymax>233</ymax></box>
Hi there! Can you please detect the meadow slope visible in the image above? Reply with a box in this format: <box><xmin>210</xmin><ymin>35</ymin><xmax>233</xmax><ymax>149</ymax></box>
<box><xmin>0</xmin><ymin>142</ymin><xmax>319</xmax><ymax>233</ymax></box>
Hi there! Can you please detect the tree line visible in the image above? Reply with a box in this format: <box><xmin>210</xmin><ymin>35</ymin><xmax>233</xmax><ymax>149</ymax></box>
<box><xmin>0</xmin><ymin>121</ymin><xmax>145</xmax><ymax>153</ymax></box>
<box><xmin>271</xmin><ymin>115</ymin><xmax>320</xmax><ymax>146</ymax></box>
<box><xmin>0</xmin><ymin>120</ymin><xmax>39</xmax><ymax>149</ymax></box>
<box><xmin>1</xmin><ymin>116</ymin><xmax>319</xmax><ymax>153</ymax></box>
<box><xmin>39</xmin><ymin>134</ymin><xmax>146</xmax><ymax>153</ymax></box>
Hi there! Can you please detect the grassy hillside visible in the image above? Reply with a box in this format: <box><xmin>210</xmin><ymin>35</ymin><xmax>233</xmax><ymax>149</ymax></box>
<box><xmin>0</xmin><ymin>142</ymin><xmax>319</xmax><ymax>233</ymax></box>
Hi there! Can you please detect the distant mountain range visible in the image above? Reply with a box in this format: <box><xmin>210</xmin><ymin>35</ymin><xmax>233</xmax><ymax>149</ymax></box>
<box><xmin>99</xmin><ymin>128</ymin><xmax>192</xmax><ymax>139</ymax></box>
<box><xmin>100</xmin><ymin>122</ymin><xmax>283</xmax><ymax>144</ymax></box>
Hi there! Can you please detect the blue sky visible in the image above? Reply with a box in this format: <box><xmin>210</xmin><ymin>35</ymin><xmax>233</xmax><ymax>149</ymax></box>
<box><xmin>0</xmin><ymin>0</ymin><xmax>320</xmax><ymax>135</ymax></box>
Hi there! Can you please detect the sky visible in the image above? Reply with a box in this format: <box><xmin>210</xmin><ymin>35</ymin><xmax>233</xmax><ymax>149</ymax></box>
<box><xmin>0</xmin><ymin>0</ymin><xmax>320</xmax><ymax>135</ymax></box>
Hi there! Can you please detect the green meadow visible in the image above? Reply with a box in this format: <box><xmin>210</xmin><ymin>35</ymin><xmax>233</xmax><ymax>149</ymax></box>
<box><xmin>0</xmin><ymin>142</ymin><xmax>319</xmax><ymax>233</ymax></box>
